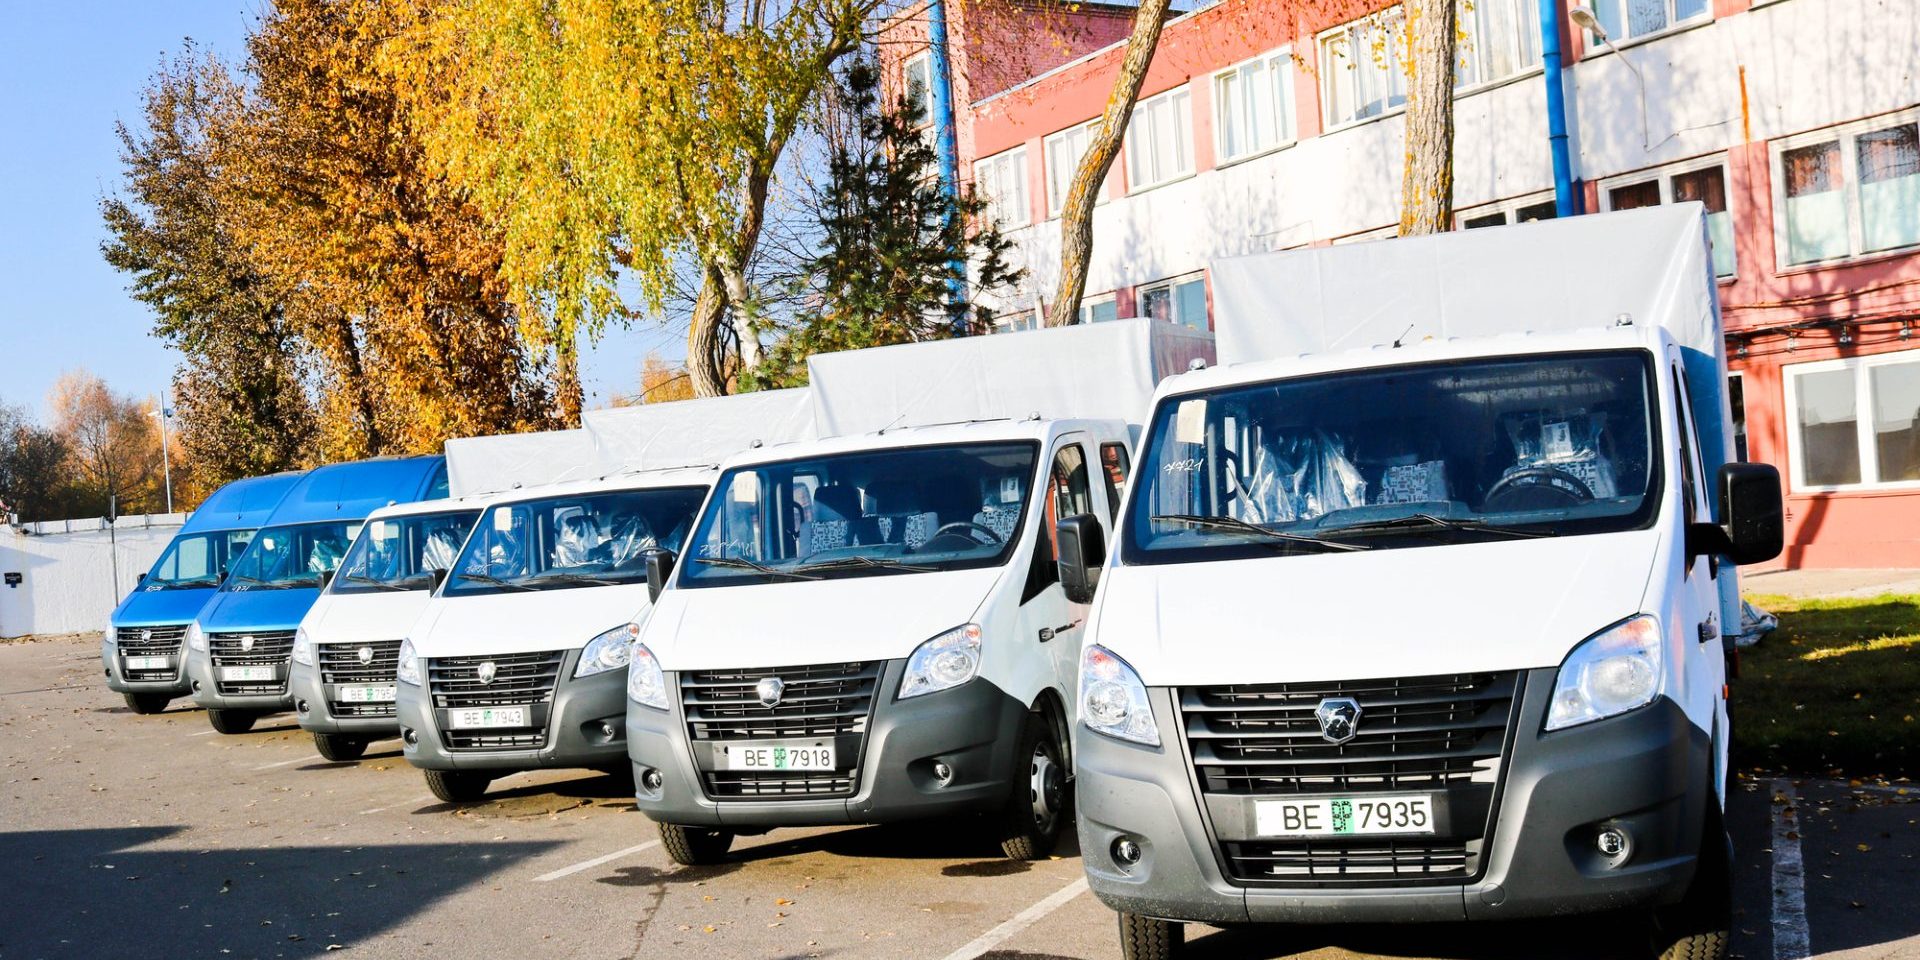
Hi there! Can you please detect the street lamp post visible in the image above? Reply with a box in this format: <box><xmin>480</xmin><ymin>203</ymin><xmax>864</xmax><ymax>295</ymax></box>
<box><xmin>152</xmin><ymin>399</ymin><xmax>174</xmax><ymax>514</ymax></box>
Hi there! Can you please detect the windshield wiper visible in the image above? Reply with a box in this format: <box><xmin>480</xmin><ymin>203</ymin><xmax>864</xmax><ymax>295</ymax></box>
<box><xmin>522</xmin><ymin>571</ymin><xmax>622</xmax><ymax>588</ymax></box>
<box><xmin>225</xmin><ymin>574</ymin><xmax>271</xmax><ymax>588</ymax></box>
<box><xmin>343</xmin><ymin>573</ymin><xmax>409</xmax><ymax>592</ymax></box>
<box><xmin>1150</xmin><ymin>514</ymin><xmax>1369</xmax><ymax>552</ymax></box>
<box><xmin>162</xmin><ymin>576</ymin><xmax>222</xmax><ymax>590</ymax></box>
<box><xmin>791</xmin><ymin>555</ymin><xmax>935</xmax><ymax>575</ymax></box>
<box><xmin>455</xmin><ymin>571</ymin><xmax>537</xmax><ymax>592</ymax></box>
<box><xmin>1323</xmin><ymin>513</ymin><xmax>1555</xmax><ymax>541</ymax></box>
<box><xmin>689</xmin><ymin>556</ymin><xmax>820</xmax><ymax>581</ymax></box>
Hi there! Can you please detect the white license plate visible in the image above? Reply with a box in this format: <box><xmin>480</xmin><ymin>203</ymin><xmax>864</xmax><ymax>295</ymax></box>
<box><xmin>1255</xmin><ymin>794</ymin><xmax>1436</xmax><ymax>837</ymax></box>
<box><xmin>125</xmin><ymin>655</ymin><xmax>171</xmax><ymax>670</ymax></box>
<box><xmin>715</xmin><ymin>741</ymin><xmax>836</xmax><ymax>772</ymax></box>
<box><xmin>448</xmin><ymin>706</ymin><xmax>529</xmax><ymax>729</ymax></box>
<box><xmin>220</xmin><ymin>665</ymin><xmax>276</xmax><ymax>682</ymax></box>
<box><xmin>339</xmin><ymin>684</ymin><xmax>396</xmax><ymax>704</ymax></box>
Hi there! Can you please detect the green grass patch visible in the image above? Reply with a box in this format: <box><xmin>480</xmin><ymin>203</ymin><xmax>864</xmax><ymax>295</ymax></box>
<box><xmin>1732</xmin><ymin>592</ymin><xmax>1920</xmax><ymax>778</ymax></box>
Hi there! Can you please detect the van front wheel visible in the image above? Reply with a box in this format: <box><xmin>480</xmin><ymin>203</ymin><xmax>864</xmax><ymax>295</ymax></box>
<box><xmin>1118</xmin><ymin>912</ymin><xmax>1184</xmax><ymax>960</ymax></box>
<box><xmin>998</xmin><ymin>711</ymin><xmax>1068</xmax><ymax>860</ymax></box>
<box><xmin>658</xmin><ymin>823</ymin><xmax>733</xmax><ymax>865</ymax></box>
<box><xmin>1652</xmin><ymin>804</ymin><xmax>1732</xmax><ymax>960</ymax></box>
<box><xmin>424</xmin><ymin>769</ymin><xmax>492</xmax><ymax>803</ymax></box>
<box><xmin>206</xmin><ymin>708</ymin><xmax>258</xmax><ymax>734</ymax></box>
<box><xmin>123</xmin><ymin>692</ymin><xmax>171</xmax><ymax>714</ymax></box>
<box><xmin>313</xmin><ymin>733</ymin><xmax>369</xmax><ymax>762</ymax></box>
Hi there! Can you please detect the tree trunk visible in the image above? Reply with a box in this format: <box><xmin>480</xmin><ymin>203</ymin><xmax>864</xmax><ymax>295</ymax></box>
<box><xmin>1048</xmin><ymin>0</ymin><xmax>1172</xmax><ymax>327</ymax></box>
<box><xmin>1398</xmin><ymin>0</ymin><xmax>1456</xmax><ymax>237</ymax></box>
<box><xmin>687</xmin><ymin>270</ymin><xmax>732</xmax><ymax>398</ymax></box>
<box><xmin>552</xmin><ymin>330</ymin><xmax>583</xmax><ymax>425</ymax></box>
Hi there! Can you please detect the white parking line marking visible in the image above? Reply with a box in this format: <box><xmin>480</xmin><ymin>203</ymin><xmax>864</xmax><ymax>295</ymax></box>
<box><xmin>359</xmin><ymin>793</ymin><xmax>435</xmax><ymax>816</ymax></box>
<box><xmin>938</xmin><ymin>877</ymin><xmax>1088</xmax><ymax>960</ymax></box>
<box><xmin>1772</xmin><ymin>778</ymin><xmax>1811</xmax><ymax>960</ymax></box>
<box><xmin>252</xmin><ymin>757</ymin><xmax>309</xmax><ymax>771</ymax></box>
<box><xmin>189</xmin><ymin>729</ymin><xmax>220</xmax><ymax>737</ymax></box>
<box><xmin>532</xmin><ymin>840</ymin><xmax>662</xmax><ymax>882</ymax></box>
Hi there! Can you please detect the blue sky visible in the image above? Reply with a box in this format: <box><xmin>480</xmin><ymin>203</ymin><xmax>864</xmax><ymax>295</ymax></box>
<box><xmin>0</xmin><ymin>1</ymin><xmax>672</xmax><ymax>422</ymax></box>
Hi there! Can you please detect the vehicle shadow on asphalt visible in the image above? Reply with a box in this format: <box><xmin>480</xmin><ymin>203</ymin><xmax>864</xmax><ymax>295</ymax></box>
<box><xmin>722</xmin><ymin>819</ymin><xmax>1085</xmax><ymax>867</ymax></box>
<box><xmin>0</xmin><ymin>825</ymin><xmax>564</xmax><ymax>959</ymax></box>
<box><xmin>1177</xmin><ymin>915</ymin><xmax>1649</xmax><ymax>959</ymax></box>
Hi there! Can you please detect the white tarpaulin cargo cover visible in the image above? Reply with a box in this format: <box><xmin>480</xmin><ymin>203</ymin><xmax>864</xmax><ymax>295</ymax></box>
<box><xmin>444</xmin><ymin>429</ymin><xmax>593</xmax><ymax>498</ymax></box>
<box><xmin>581</xmin><ymin>388</ymin><xmax>815</xmax><ymax>472</ymax></box>
<box><xmin>1210</xmin><ymin>204</ymin><xmax>1720</xmax><ymax>367</ymax></box>
<box><xmin>806</xmin><ymin>318</ymin><xmax>1215</xmax><ymax>437</ymax></box>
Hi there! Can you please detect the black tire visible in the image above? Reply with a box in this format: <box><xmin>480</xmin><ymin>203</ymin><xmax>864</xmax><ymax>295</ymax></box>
<box><xmin>312</xmin><ymin>733</ymin><xmax>369</xmax><ymax>762</ymax></box>
<box><xmin>424</xmin><ymin>769</ymin><xmax>493</xmax><ymax>803</ymax></box>
<box><xmin>998</xmin><ymin>710</ymin><xmax>1070</xmax><ymax>860</ymax></box>
<box><xmin>1652</xmin><ymin>803</ymin><xmax>1733</xmax><ymax>960</ymax></box>
<box><xmin>1118</xmin><ymin>912</ymin><xmax>1184</xmax><ymax>960</ymax></box>
<box><xmin>206</xmin><ymin>708</ymin><xmax>258</xmax><ymax>735</ymax></box>
<box><xmin>658</xmin><ymin>823</ymin><xmax>734</xmax><ymax>865</ymax></box>
<box><xmin>123</xmin><ymin>692</ymin><xmax>171</xmax><ymax>715</ymax></box>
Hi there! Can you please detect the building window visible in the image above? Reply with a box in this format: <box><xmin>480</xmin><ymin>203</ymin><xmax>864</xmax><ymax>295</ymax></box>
<box><xmin>1078</xmin><ymin>293</ymin><xmax>1118</xmax><ymax>325</ymax></box>
<box><xmin>1581</xmin><ymin>0</ymin><xmax>1708</xmax><ymax>45</ymax></box>
<box><xmin>1455</xmin><ymin>0</ymin><xmax>1540</xmax><ymax>88</ymax></box>
<box><xmin>1600</xmin><ymin>157</ymin><xmax>1737</xmax><ymax>278</ymax></box>
<box><xmin>1214</xmin><ymin>49</ymin><xmax>1296</xmax><ymax>162</ymax></box>
<box><xmin>974</xmin><ymin>147</ymin><xmax>1030</xmax><ymax>229</ymax></box>
<box><xmin>1455</xmin><ymin>192</ymin><xmax>1558</xmax><ymax>229</ymax></box>
<box><xmin>1137</xmin><ymin>273</ymin><xmax>1208</xmax><ymax>330</ymax></box>
<box><xmin>1774</xmin><ymin>109</ymin><xmax>1920</xmax><ymax>267</ymax></box>
<box><xmin>903</xmin><ymin>52</ymin><xmax>932</xmax><ymax>125</ymax></box>
<box><xmin>1785</xmin><ymin>352</ymin><xmax>1920</xmax><ymax>489</ymax></box>
<box><xmin>1319</xmin><ymin>10</ymin><xmax>1408</xmax><ymax>127</ymax></box>
<box><xmin>1045</xmin><ymin>120</ymin><xmax>1104</xmax><ymax>216</ymax></box>
<box><xmin>991</xmin><ymin>307</ymin><xmax>1039</xmax><ymax>334</ymax></box>
<box><xmin>1126</xmin><ymin>86</ymin><xmax>1193</xmax><ymax>190</ymax></box>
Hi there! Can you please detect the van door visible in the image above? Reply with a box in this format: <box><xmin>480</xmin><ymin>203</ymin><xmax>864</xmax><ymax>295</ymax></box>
<box><xmin>1669</xmin><ymin>351</ymin><xmax>1730</xmax><ymax>796</ymax></box>
<box><xmin>1017</xmin><ymin>433</ymin><xmax>1105</xmax><ymax>725</ymax></box>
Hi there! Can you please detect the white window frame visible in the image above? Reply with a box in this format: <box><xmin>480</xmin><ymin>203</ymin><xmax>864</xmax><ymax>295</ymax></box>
<box><xmin>973</xmin><ymin>146</ymin><xmax>1031</xmax><ymax>229</ymax></box>
<box><xmin>902</xmin><ymin>51</ymin><xmax>933</xmax><ymax>127</ymax></box>
<box><xmin>1077</xmin><ymin>292</ymin><xmax>1119</xmax><ymax>325</ymax></box>
<box><xmin>1135</xmin><ymin>272</ymin><xmax>1209</xmax><ymax>330</ymax></box>
<box><xmin>1578</xmin><ymin>0</ymin><xmax>1711</xmax><ymax>48</ymax></box>
<box><xmin>1598</xmin><ymin>154</ymin><xmax>1738</xmax><ymax>279</ymax></box>
<box><xmin>990</xmin><ymin>306</ymin><xmax>1040</xmax><ymax>334</ymax></box>
<box><xmin>1782</xmin><ymin>351</ymin><xmax>1920</xmax><ymax>492</ymax></box>
<box><xmin>1453</xmin><ymin>190</ymin><xmax>1560</xmax><ymax>230</ymax></box>
<box><xmin>1454</xmin><ymin>0</ymin><xmax>1543</xmax><ymax>91</ymax></box>
<box><xmin>1212</xmin><ymin>47</ymin><xmax>1297</xmax><ymax>164</ymax></box>
<box><xmin>1770</xmin><ymin>107</ymin><xmax>1920</xmax><ymax>270</ymax></box>
<box><xmin>1317</xmin><ymin>8</ymin><xmax>1408</xmax><ymax>130</ymax></box>
<box><xmin>1044</xmin><ymin>120</ymin><xmax>1105</xmax><ymax>217</ymax></box>
<box><xmin>1124</xmin><ymin>86</ymin><xmax>1194</xmax><ymax>192</ymax></box>
<box><xmin>1331</xmin><ymin>224</ymin><xmax>1398</xmax><ymax>244</ymax></box>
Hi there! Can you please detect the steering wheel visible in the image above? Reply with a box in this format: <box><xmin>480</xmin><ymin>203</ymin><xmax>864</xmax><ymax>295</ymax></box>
<box><xmin>1483</xmin><ymin>466</ymin><xmax>1594</xmax><ymax>512</ymax></box>
<box><xmin>930</xmin><ymin>521</ymin><xmax>1005</xmax><ymax>545</ymax></box>
<box><xmin>1215</xmin><ymin>448</ymin><xmax>1245</xmax><ymax>505</ymax></box>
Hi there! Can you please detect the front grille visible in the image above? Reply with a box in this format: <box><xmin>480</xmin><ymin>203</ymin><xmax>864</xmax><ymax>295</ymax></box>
<box><xmin>428</xmin><ymin>650</ymin><xmax>563</xmax><ymax>751</ymax></box>
<box><xmin>116</xmin><ymin>624</ymin><xmax>187</xmax><ymax>680</ymax></box>
<box><xmin>208</xmin><ymin>630</ymin><xmax>296</xmax><ymax>696</ymax></box>
<box><xmin>681</xmin><ymin>661</ymin><xmax>879</xmax><ymax>800</ymax></box>
<box><xmin>319</xmin><ymin>640</ymin><xmax>403</xmax><ymax>718</ymax></box>
<box><xmin>1180</xmin><ymin>671</ymin><xmax>1519</xmax><ymax>886</ymax></box>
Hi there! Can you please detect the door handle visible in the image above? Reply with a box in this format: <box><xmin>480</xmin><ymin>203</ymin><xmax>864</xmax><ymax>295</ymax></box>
<box><xmin>1697</xmin><ymin>616</ymin><xmax>1718</xmax><ymax>644</ymax></box>
<box><xmin>1038</xmin><ymin>621</ymin><xmax>1080</xmax><ymax>642</ymax></box>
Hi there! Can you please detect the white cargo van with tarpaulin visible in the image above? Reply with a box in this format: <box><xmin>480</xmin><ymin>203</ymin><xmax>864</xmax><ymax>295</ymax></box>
<box><xmin>288</xmin><ymin>428</ymin><xmax>593</xmax><ymax>761</ymax></box>
<box><xmin>621</xmin><ymin>319</ymin><xmax>1213</xmax><ymax>866</ymax></box>
<box><xmin>393</xmin><ymin>390</ymin><xmax>814</xmax><ymax>803</ymax></box>
<box><xmin>1066</xmin><ymin>205</ymin><xmax>1783</xmax><ymax>960</ymax></box>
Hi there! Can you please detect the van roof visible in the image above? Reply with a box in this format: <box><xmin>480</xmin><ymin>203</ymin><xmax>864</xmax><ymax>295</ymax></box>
<box><xmin>260</xmin><ymin>455</ymin><xmax>447</xmax><ymax>526</ymax></box>
<box><xmin>460</xmin><ymin>464</ymin><xmax>721</xmax><ymax>511</ymax></box>
<box><xmin>714</xmin><ymin>416</ymin><xmax>1129</xmax><ymax>472</ymax></box>
<box><xmin>179</xmin><ymin>469</ymin><xmax>307</xmax><ymax>534</ymax></box>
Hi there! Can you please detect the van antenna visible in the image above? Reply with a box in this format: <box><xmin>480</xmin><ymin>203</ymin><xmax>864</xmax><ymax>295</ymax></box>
<box><xmin>1392</xmin><ymin>323</ymin><xmax>1417</xmax><ymax>348</ymax></box>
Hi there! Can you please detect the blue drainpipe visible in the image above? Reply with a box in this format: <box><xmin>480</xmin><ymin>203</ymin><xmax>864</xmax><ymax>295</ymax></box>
<box><xmin>1539</xmin><ymin>0</ymin><xmax>1581</xmax><ymax>217</ymax></box>
<box><xmin>926</xmin><ymin>0</ymin><xmax>970</xmax><ymax>332</ymax></box>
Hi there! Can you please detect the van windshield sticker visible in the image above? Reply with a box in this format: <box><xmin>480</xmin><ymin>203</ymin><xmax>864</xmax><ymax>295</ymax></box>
<box><xmin>1175</xmin><ymin>399</ymin><xmax>1207</xmax><ymax>445</ymax></box>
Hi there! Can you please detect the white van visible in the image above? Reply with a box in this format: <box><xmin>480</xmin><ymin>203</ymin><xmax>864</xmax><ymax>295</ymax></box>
<box><xmin>289</xmin><ymin>429</ymin><xmax>591</xmax><ymax>760</ymax></box>
<box><xmin>394</xmin><ymin>391</ymin><xmax>813</xmax><ymax>803</ymax></box>
<box><xmin>1066</xmin><ymin>208</ymin><xmax>1782</xmax><ymax>960</ymax></box>
<box><xmin>621</xmin><ymin>320</ymin><xmax>1211</xmax><ymax>865</ymax></box>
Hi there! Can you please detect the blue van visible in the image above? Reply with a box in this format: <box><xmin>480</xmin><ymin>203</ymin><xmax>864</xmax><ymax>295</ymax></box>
<box><xmin>103</xmin><ymin>471</ymin><xmax>306</xmax><ymax>715</ymax></box>
<box><xmin>184</xmin><ymin>455</ymin><xmax>448</xmax><ymax>734</ymax></box>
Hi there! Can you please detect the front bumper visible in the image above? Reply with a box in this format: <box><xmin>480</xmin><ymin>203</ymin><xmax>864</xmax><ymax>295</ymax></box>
<box><xmin>291</xmin><ymin>661</ymin><xmax>399</xmax><ymax>737</ymax></box>
<box><xmin>398</xmin><ymin>649</ymin><xmax>628</xmax><ymax>773</ymax></box>
<box><xmin>101</xmin><ymin>637</ymin><xmax>190</xmax><ymax>696</ymax></box>
<box><xmin>185</xmin><ymin>644</ymin><xmax>294</xmax><ymax>712</ymax></box>
<box><xmin>627</xmin><ymin>659</ymin><xmax>1029</xmax><ymax>828</ymax></box>
<box><xmin>1076</xmin><ymin>668</ymin><xmax>1712</xmax><ymax>925</ymax></box>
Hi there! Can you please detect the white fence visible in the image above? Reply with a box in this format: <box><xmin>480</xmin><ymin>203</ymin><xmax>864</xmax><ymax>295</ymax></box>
<box><xmin>0</xmin><ymin>514</ymin><xmax>186</xmax><ymax>638</ymax></box>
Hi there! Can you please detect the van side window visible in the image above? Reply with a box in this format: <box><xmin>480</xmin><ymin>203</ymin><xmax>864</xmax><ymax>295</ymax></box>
<box><xmin>1023</xmin><ymin>442</ymin><xmax>1093</xmax><ymax>603</ymax></box>
<box><xmin>1670</xmin><ymin>366</ymin><xmax>1702</xmax><ymax>528</ymax></box>
<box><xmin>1099</xmin><ymin>442</ymin><xmax>1131</xmax><ymax>521</ymax></box>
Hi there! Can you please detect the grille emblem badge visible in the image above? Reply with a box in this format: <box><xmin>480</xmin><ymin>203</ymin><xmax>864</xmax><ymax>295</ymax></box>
<box><xmin>240</xmin><ymin>635</ymin><xmax>256</xmax><ymax>652</ymax></box>
<box><xmin>477</xmin><ymin>660</ymin><xmax>497</xmax><ymax>684</ymax></box>
<box><xmin>140</xmin><ymin>628</ymin><xmax>153</xmax><ymax>642</ymax></box>
<box><xmin>1314</xmin><ymin>697</ymin><xmax>1362</xmax><ymax>745</ymax></box>
<box><xmin>357</xmin><ymin>646</ymin><xmax>374</xmax><ymax>664</ymax></box>
<box><xmin>756</xmin><ymin>677</ymin><xmax>785</xmax><ymax>707</ymax></box>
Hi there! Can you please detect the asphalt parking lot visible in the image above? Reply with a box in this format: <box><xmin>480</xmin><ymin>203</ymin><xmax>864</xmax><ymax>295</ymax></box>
<box><xmin>3</xmin><ymin>633</ymin><xmax>1916</xmax><ymax>960</ymax></box>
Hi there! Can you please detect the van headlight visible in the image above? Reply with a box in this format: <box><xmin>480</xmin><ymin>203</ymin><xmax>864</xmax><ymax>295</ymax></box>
<box><xmin>577</xmin><ymin>623</ymin><xmax>639</xmax><ymax>678</ymax></box>
<box><xmin>626</xmin><ymin>642</ymin><xmax>668</xmax><ymax>710</ymax></box>
<box><xmin>291</xmin><ymin>627</ymin><xmax>314</xmax><ymax>666</ymax></box>
<box><xmin>1546</xmin><ymin>615</ymin><xmax>1664</xmax><ymax>732</ymax></box>
<box><xmin>186</xmin><ymin>621</ymin><xmax>207</xmax><ymax>653</ymax></box>
<box><xmin>1081</xmin><ymin>644</ymin><xmax>1160</xmax><ymax>746</ymax></box>
<box><xmin>396</xmin><ymin>638</ymin><xmax>422</xmax><ymax>686</ymax></box>
<box><xmin>899</xmin><ymin>624</ymin><xmax>982</xmax><ymax>699</ymax></box>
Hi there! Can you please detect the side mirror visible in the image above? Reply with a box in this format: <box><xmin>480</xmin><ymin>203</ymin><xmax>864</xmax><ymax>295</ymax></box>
<box><xmin>136</xmin><ymin>572</ymin><xmax>147</xmax><ymax>584</ymax></box>
<box><xmin>430</xmin><ymin>567</ymin><xmax>449</xmax><ymax>590</ymax></box>
<box><xmin>1686</xmin><ymin>462</ymin><xmax>1783</xmax><ymax>565</ymax></box>
<box><xmin>1056</xmin><ymin>514</ymin><xmax>1107</xmax><ymax>604</ymax></box>
<box><xmin>319</xmin><ymin>569</ymin><xmax>336</xmax><ymax>589</ymax></box>
<box><xmin>645</xmin><ymin>548</ymin><xmax>677</xmax><ymax>603</ymax></box>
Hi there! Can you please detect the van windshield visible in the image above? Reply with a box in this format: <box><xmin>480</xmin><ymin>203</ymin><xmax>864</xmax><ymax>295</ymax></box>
<box><xmin>1124</xmin><ymin>350</ymin><xmax>1662</xmax><ymax>563</ymax></box>
<box><xmin>142</xmin><ymin>529</ymin><xmax>255</xmax><ymax>590</ymax></box>
<box><xmin>223</xmin><ymin>521</ymin><xmax>364</xmax><ymax>590</ymax></box>
<box><xmin>331</xmin><ymin>510</ymin><xmax>480</xmax><ymax>594</ymax></box>
<box><xmin>677</xmin><ymin>441</ymin><xmax>1039</xmax><ymax>587</ymax></box>
<box><xmin>443</xmin><ymin>486</ymin><xmax>707</xmax><ymax>595</ymax></box>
